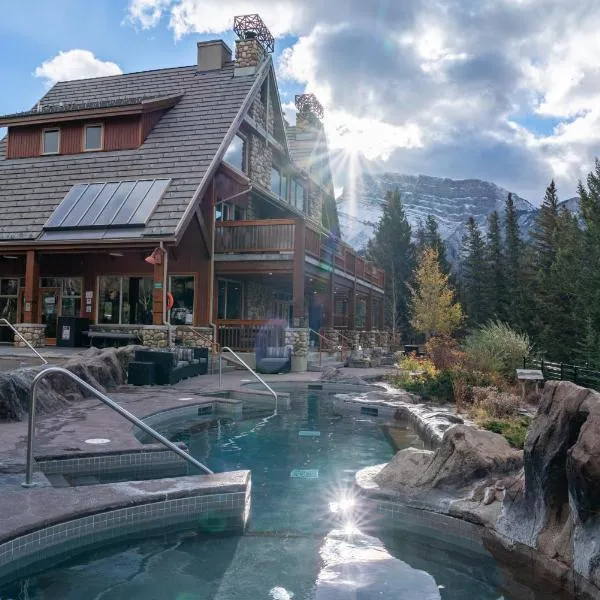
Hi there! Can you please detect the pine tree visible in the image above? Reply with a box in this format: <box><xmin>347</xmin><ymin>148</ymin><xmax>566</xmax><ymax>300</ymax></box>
<box><xmin>409</xmin><ymin>248</ymin><xmax>462</xmax><ymax>339</ymax></box>
<box><xmin>485</xmin><ymin>210</ymin><xmax>506</xmax><ymax>320</ymax></box>
<box><xmin>461</xmin><ymin>216</ymin><xmax>488</xmax><ymax>325</ymax></box>
<box><xmin>504</xmin><ymin>193</ymin><xmax>525</xmax><ymax>328</ymax></box>
<box><xmin>531</xmin><ymin>180</ymin><xmax>560</xmax><ymax>271</ymax></box>
<box><xmin>368</xmin><ymin>189</ymin><xmax>415</xmax><ymax>337</ymax></box>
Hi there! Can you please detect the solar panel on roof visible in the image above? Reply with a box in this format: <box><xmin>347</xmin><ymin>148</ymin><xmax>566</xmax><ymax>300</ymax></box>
<box><xmin>44</xmin><ymin>179</ymin><xmax>170</xmax><ymax>231</ymax></box>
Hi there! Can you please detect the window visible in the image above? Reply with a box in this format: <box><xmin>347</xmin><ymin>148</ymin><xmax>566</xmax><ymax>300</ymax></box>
<box><xmin>169</xmin><ymin>276</ymin><xmax>195</xmax><ymax>325</ymax></box>
<box><xmin>84</xmin><ymin>124</ymin><xmax>103</xmax><ymax>151</ymax></box>
<box><xmin>294</xmin><ymin>180</ymin><xmax>305</xmax><ymax>211</ymax></box>
<box><xmin>215</xmin><ymin>202</ymin><xmax>245</xmax><ymax>221</ymax></box>
<box><xmin>224</xmin><ymin>134</ymin><xmax>247</xmax><ymax>173</ymax></box>
<box><xmin>217</xmin><ymin>279</ymin><xmax>243</xmax><ymax>319</ymax></box>
<box><xmin>42</xmin><ymin>129</ymin><xmax>60</xmax><ymax>154</ymax></box>
<box><xmin>41</xmin><ymin>277</ymin><xmax>83</xmax><ymax>317</ymax></box>
<box><xmin>98</xmin><ymin>276</ymin><xmax>153</xmax><ymax>325</ymax></box>
<box><xmin>281</xmin><ymin>172</ymin><xmax>288</xmax><ymax>201</ymax></box>
<box><xmin>0</xmin><ymin>278</ymin><xmax>20</xmax><ymax>342</ymax></box>
<box><xmin>271</xmin><ymin>166</ymin><xmax>282</xmax><ymax>196</ymax></box>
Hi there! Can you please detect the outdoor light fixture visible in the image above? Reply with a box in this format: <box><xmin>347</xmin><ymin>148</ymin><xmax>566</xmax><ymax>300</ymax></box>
<box><xmin>144</xmin><ymin>248</ymin><xmax>162</xmax><ymax>265</ymax></box>
<box><xmin>3</xmin><ymin>255</ymin><xmax>18</xmax><ymax>259</ymax></box>
<box><xmin>109</xmin><ymin>252</ymin><xmax>124</xmax><ymax>258</ymax></box>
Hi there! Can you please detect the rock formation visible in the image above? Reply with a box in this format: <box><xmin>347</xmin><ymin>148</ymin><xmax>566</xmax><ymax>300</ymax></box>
<box><xmin>0</xmin><ymin>346</ymin><xmax>135</xmax><ymax>422</ymax></box>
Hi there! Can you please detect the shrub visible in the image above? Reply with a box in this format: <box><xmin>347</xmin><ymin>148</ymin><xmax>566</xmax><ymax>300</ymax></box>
<box><xmin>482</xmin><ymin>416</ymin><xmax>531</xmax><ymax>449</ymax></box>
<box><xmin>426</xmin><ymin>335</ymin><xmax>465</xmax><ymax>370</ymax></box>
<box><xmin>464</xmin><ymin>321</ymin><xmax>531</xmax><ymax>378</ymax></box>
<box><xmin>479</xmin><ymin>389</ymin><xmax>521</xmax><ymax>418</ymax></box>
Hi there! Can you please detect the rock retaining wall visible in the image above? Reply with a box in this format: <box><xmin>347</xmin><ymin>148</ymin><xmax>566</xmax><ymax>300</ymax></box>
<box><xmin>13</xmin><ymin>324</ymin><xmax>45</xmax><ymax>348</ymax></box>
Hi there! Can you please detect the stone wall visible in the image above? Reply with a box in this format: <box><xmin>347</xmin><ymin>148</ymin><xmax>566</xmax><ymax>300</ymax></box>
<box><xmin>248</xmin><ymin>133</ymin><xmax>272</xmax><ymax>191</ymax></box>
<box><xmin>307</xmin><ymin>184</ymin><xmax>322</xmax><ymax>226</ymax></box>
<box><xmin>235</xmin><ymin>38</ymin><xmax>264</xmax><ymax>68</ymax></box>
<box><xmin>140</xmin><ymin>326</ymin><xmax>170</xmax><ymax>348</ymax></box>
<box><xmin>176</xmin><ymin>327</ymin><xmax>213</xmax><ymax>348</ymax></box>
<box><xmin>321</xmin><ymin>327</ymin><xmax>340</xmax><ymax>354</ymax></box>
<box><xmin>13</xmin><ymin>324</ymin><xmax>45</xmax><ymax>348</ymax></box>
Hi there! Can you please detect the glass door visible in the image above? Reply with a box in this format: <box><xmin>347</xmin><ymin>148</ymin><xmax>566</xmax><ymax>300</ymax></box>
<box><xmin>39</xmin><ymin>288</ymin><xmax>60</xmax><ymax>344</ymax></box>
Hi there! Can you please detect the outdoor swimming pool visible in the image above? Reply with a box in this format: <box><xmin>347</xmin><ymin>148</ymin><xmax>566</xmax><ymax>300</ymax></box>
<box><xmin>0</xmin><ymin>391</ymin><xmax>541</xmax><ymax>599</ymax></box>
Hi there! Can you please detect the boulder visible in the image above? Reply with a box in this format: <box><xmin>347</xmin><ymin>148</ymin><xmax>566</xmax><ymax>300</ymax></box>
<box><xmin>375</xmin><ymin>425</ymin><xmax>523</xmax><ymax>492</ymax></box>
<box><xmin>496</xmin><ymin>380</ymin><xmax>600</xmax><ymax>588</ymax></box>
<box><xmin>319</xmin><ymin>366</ymin><xmax>371</xmax><ymax>386</ymax></box>
<box><xmin>0</xmin><ymin>346</ymin><xmax>135</xmax><ymax>422</ymax></box>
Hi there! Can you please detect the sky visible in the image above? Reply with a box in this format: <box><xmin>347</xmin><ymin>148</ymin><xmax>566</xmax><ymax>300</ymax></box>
<box><xmin>2</xmin><ymin>0</ymin><xmax>600</xmax><ymax>204</ymax></box>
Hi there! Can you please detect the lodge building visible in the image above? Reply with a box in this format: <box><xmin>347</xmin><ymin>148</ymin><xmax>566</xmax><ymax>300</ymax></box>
<box><xmin>0</xmin><ymin>14</ymin><xmax>387</xmax><ymax>360</ymax></box>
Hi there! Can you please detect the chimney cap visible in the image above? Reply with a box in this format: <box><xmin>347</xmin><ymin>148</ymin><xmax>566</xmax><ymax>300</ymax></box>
<box><xmin>233</xmin><ymin>14</ymin><xmax>275</xmax><ymax>53</ymax></box>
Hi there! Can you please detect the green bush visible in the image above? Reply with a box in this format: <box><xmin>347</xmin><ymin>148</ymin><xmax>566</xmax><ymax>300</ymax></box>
<box><xmin>482</xmin><ymin>416</ymin><xmax>531</xmax><ymax>449</ymax></box>
<box><xmin>399</xmin><ymin>369</ymin><xmax>455</xmax><ymax>403</ymax></box>
<box><xmin>464</xmin><ymin>321</ymin><xmax>531</xmax><ymax>378</ymax></box>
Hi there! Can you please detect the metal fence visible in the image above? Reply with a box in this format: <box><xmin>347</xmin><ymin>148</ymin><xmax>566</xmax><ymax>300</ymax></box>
<box><xmin>524</xmin><ymin>358</ymin><xmax>600</xmax><ymax>391</ymax></box>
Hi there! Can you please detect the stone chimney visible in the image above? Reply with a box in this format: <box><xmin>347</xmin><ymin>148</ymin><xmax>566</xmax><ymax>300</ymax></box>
<box><xmin>197</xmin><ymin>40</ymin><xmax>232</xmax><ymax>71</ymax></box>
<box><xmin>295</xmin><ymin>94</ymin><xmax>324</xmax><ymax>131</ymax></box>
<box><xmin>233</xmin><ymin>14</ymin><xmax>274</xmax><ymax>73</ymax></box>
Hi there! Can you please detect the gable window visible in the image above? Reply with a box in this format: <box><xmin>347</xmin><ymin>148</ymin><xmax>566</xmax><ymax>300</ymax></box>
<box><xmin>271</xmin><ymin>166</ymin><xmax>282</xmax><ymax>197</ymax></box>
<box><xmin>84</xmin><ymin>124</ymin><xmax>103</xmax><ymax>151</ymax></box>
<box><xmin>224</xmin><ymin>133</ymin><xmax>247</xmax><ymax>173</ymax></box>
<box><xmin>42</xmin><ymin>129</ymin><xmax>60</xmax><ymax>154</ymax></box>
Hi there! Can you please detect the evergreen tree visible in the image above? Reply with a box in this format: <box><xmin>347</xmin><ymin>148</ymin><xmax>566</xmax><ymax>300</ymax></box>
<box><xmin>368</xmin><ymin>189</ymin><xmax>415</xmax><ymax>337</ymax></box>
<box><xmin>460</xmin><ymin>216</ymin><xmax>488</xmax><ymax>324</ymax></box>
<box><xmin>531</xmin><ymin>180</ymin><xmax>560</xmax><ymax>270</ymax></box>
<box><xmin>409</xmin><ymin>248</ymin><xmax>462</xmax><ymax>339</ymax></box>
<box><xmin>504</xmin><ymin>193</ymin><xmax>525</xmax><ymax>328</ymax></box>
<box><xmin>485</xmin><ymin>210</ymin><xmax>506</xmax><ymax>320</ymax></box>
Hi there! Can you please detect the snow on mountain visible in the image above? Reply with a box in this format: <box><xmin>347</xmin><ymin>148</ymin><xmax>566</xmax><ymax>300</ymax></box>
<box><xmin>336</xmin><ymin>173</ymin><xmax>538</xmax><ymax>260</ymax></box>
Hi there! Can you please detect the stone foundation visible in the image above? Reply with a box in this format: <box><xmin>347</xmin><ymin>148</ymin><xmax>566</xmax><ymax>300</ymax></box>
<box><xmin>176</xmin><ymin>327</ymin><xmax>213</xmax><ymax>348</ymax></box>
<box><xmin>140</xmin><ymin>326</ymin><xmax>170</xmax><ymax>348</ymax></box>
<box><xmin>285</xmin><ymin>328</ymin><xmax>309</xmax><ymax>358</ymax></box>
<box><xmin>13</xmin><ymin>323</ymin><xmax>45</xmax><ymax>348</ymax></box>
<box><xmin>321</xmin><ymin>327</ymin><xmax>340</xmax><ymax>354</ymax></box>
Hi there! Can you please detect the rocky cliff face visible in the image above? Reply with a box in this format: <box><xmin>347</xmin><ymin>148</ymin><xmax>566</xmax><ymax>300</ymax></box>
<box><xmin>337</xmin><ymin>172</ymin><xmax>576</xmax><ymax>262</ymax></box>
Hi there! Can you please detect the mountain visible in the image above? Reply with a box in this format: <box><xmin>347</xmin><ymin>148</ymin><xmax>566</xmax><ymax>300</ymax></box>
<box><xmin>336</xmin><ymin>173</ymin><xmax>577</xmax><ymax>262</ymax></box>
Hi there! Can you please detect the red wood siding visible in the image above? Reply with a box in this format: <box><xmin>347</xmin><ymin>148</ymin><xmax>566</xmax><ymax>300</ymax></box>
<box><xmin>60</xmin><ymin>123</ymin><xmax>83</xmax><ymax>155</ymax></box>
<box><xmin>104</xmin><ymin>116</ymin><xmax>140</xmax><ymax>151</ymax></box>
<box><xmin>7</xmin><ymin>126</ymin><xmax>41</xmax><ymax>159</ymax></box>
<box><xmin>140</xmin><ymin>109</ymin><xmax>166</xmax><ymax>143</ymax></box>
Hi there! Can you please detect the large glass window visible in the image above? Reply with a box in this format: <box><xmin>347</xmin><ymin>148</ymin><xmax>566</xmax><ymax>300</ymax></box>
<box><xmin>281</xmin><ymin>172</ymin><xmax>288</xmax><ymax>201</ymax></box>
<box><xmin>0</xmin><ymin>278</ymin><xmax>20</xmax><ymax>338</ymax></box>
<box><xmin>271</xmin><ymin>166</ymin><xmax>282</xmax><ymax>197</ymax></box>
<box><xmin>294</xmin><ymin>180</ymin><xmax>305</xmax><ymax>211</ymax></box>
<box><xmin>223</xmin><ymin>134</ymin><xmax>247</xmax><ymax>173</ymax></box>
<box><xmin>169</xmin><ymin>276</ymin><xmax>195</xmax><ymax>325</ymax></box>
<box><xmin>98</xmin><ymin>276</ymin><xmax>153</xmax><ymax>325</ymax></box>
<box><xmin>39</xmin><ymin>277</ymin><xmax>82</xmax><ymax>317</ymax></box>
<box><xmin>84</xmin><ymin>124</ymin><xmax>103</xmax><ymax>151</ymax></box>
<box><xmin>42</xmin><ymin>129</ymin><xmax>60</xmax><ymax>154</ymax></box>
<box><xmin>217</xmin><ymin>279</ymin><xmax>243</xmax><ymax>319</ymax></box>
<box><xmin>215</xmin><ymin>203</ymin><xmax>245</xmax><ymax>221</ymax></box>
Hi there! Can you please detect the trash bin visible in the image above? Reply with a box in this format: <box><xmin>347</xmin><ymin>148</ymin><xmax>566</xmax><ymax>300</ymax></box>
<box><xmin>57</xmin><ymin>317</ymin><xmax>91</xmax><ymax>347</ymax></box>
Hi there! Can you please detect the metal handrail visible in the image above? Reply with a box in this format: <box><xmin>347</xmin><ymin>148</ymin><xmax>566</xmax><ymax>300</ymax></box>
<box><xmin>23</xmin><ymin>366</ymin><xmax>213</xmax><ymax>487</ymax></box>
<box><xmin>0</xmin><ymin>318</ymin><xmax>47</xmax><ymax>364</ymax></box>
<box><xmin>219</xmin><ymin>346</ymin><xmax>278</xmax><ymax>414</ymax></box>
<box><xmin>309</xmin><ymin>328</ymin><xmax>349</xmax><ymax>365</ymax></box>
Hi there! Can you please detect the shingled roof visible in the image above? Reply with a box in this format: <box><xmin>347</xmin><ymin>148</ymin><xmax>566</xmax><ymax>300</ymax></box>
<box><xmin>0</xmin><ymin>60</ymin><xmax>265</xmax><ymax>243</ymax></box>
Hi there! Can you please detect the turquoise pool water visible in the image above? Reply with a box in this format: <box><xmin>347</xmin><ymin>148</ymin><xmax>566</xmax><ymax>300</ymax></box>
<box><xmin>0</xmin><ymin>392</ymin><xmax>535</xmax><ymax>599</ymax></box>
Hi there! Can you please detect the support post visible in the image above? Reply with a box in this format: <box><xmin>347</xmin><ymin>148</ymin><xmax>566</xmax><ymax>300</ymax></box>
<box><xmin>24</xmin><ymin>250</ymin><xmax>39</xmax><ymax>324</ymax></box>
<box><xmin>325</xmin><ymin>271</ymin><xmax>334</xmax><ymax>328</ymax></box>
<box><xmin>366</xmin><ymin>291</ymin><xmax>373</xmax><ymax>331</ymax></box>
<box><xmin>379</xmin><ymin>298</ymin><xmax>385</xmax><ymax>331</ymax></box>
<box><xmin>348</xmin><ymin>282</ymin><xmax>356</xmax><ymax>330</ymax></box>
<box><xmin>152</xmin><ymin>249</ymin><xmax>166</xmax><ymax>325</ymax></box>
<box><xmin>292</xmin><ymin>219</ymin><xmax>305</xmax><ymax>327</ymax></box>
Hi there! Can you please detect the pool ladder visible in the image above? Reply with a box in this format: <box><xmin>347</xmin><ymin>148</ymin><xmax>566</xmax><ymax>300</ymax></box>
<box><xmin>23</xmin><ymin>366</ymin><xmax>214</xmax><ymax>487</ymax></box>
<box><xmin>218</xmin><ymin>346</ymin><xmax>278</xmax><ymax>414</ymax></box>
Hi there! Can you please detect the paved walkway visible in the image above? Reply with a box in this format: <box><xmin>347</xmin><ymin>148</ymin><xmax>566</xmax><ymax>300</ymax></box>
<box><xmin>0</xmin><ymin>363</ymin><xmax>392</xmax><ymax>477</ymax></box>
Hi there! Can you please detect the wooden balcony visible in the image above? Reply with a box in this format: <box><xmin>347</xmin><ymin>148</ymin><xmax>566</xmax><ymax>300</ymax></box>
<box><xmin>214</xmin><ymin>219</ymin><xmax>385</xmax><ymax>289</ymax></box>
<box><xmin>215</xmin><ymin>219</ymin><xmax>295</xmax><ymax>253</ymax></box>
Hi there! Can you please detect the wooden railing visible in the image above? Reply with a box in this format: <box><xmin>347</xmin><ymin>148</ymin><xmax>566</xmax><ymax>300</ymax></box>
<box><xmin>524</xmin><ymin>358</ymin><xmax>600</xmax><ymax>391</ymax></box>
<box><xmin>214</xmin><ymin>218</ymin><xmax>384</xmax><ymax>288</ymax></box>
<box><xmin>216</xmin><ymin>319</ymin><xmax>286</xmax><ymax>352</ymax></box>
<box><xmin>215</xmin><ymin>219</ymin><xmax>295</xmax><ymax>253</ymax></box>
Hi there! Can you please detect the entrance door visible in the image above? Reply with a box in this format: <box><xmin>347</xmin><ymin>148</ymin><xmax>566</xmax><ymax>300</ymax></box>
<box><xmin>39</xmin><ymin>288</ymin><xmax>60</xmax><ymax>344</ymax></box>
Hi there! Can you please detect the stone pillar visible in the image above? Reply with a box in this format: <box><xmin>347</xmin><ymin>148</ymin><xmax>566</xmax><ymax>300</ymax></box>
<box><xmin>141</xmin><ymin>326</ymin><xmax>170</xmax><ymax>348</ymax></box>
<box><xmin>347</xmin><ymin>330</ymin><xmax>360</xmax><ymax>351</ymax></box>
<box><xmin>14</xmin><ymin>323</ymin><xmax>45</xmax><ymax>348</ymax></box>
<box><xmin>285</xmin><ymin>328</ymin><xmax>309</xmax><ymax>372</ymax></box>
<box><xmin>23</xmin><ymin>250</ymin><xmax>39</xmax><ymax>324</ymax></box>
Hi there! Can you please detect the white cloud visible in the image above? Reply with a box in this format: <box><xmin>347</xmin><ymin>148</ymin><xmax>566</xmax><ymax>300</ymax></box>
<box><xmin>127</xmin><ymin>0</ymin><xmax>600</xmax><ymax>200</ymax></box>
<box><xmin>34</xmin><ymin>50</ymin><xmax>122</xmax><ymax>86</ymax></box>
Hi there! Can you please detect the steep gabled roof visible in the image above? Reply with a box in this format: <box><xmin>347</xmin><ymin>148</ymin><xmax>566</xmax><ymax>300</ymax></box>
<box><xmin>0</xmin><ymin>60</ymin><xmax>265</xmax><ymax>243</ymax></box>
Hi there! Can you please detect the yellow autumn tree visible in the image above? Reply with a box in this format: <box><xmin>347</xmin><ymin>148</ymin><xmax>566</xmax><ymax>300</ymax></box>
<box><xmin>409</xmin><ymin>248</ymin><xmax>463</xmax><ymax>339</ymax></box>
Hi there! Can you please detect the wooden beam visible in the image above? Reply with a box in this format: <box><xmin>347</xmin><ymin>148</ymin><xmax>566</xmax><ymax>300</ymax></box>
<box><xmin>195</xmin><ymin>206</ymin><xmax>211</xmax><ymax>255</ymax></box>
<box><xmin>151</xmin><ymin>249</ymin><xmax>166</xmax><ymax>325</ymax></box>
<box><xmin>366</xmin><ymin>291</ymin><xmax>373</xmax><ymax>331</ymax></box>
<box><xmin>379</xmin><ymin>298</ymin><xmax>385</xmax><ymax>331</ymax></box>
<box><xmin>23</xmin><ymin>250</ymin><xmax>39</xmax><ymax>324</ymax></box>
<box><xmin>325</xmin><ymin>270</ymin><xmax>334</xmax><ymax>328</ymax></box>
<box><xmin>347</xmin><ymin>281</ymin><xmax>356</xmax><ymax>330</ymax></box>
<box><xmin>292</xmin><ymin>218</ymin><xmax>306</xmax><ymax>326</ymax></box>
